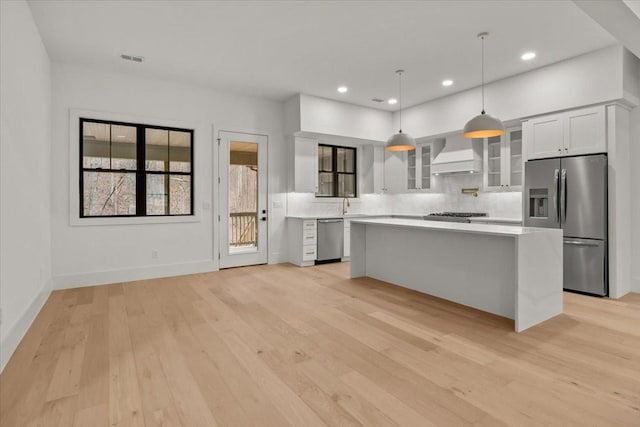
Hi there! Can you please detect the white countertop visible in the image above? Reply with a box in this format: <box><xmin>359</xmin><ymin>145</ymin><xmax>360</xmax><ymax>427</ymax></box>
<box><xmin>286</xmin><ymin>214</ymin><xmax>417</xmax><ymax>220</ymax></box>
<box><xmin>350</xmin><ymin>218</ymin><xmax>556</xmax><ymax>237</ymax></box>
<box><xmin>468</xmin><ymin>216</ymin><xmax>523</xmax><ymax>224</ymax></box>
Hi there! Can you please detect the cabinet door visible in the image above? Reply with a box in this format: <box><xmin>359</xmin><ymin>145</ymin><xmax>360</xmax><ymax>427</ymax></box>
<box><xmin>524</xmin><ymin>114</ymin><xmax>564</xmax><ymax>160</ymax></box>
<box><xmin>420</xmin><ymin>144</ymin><xmax>431</xmax><ymax>190</ymax></box>
<box><xmin>294</xmin><ymin>137</ymin><xmax>318</xmax><ymax>193</ymax></box>
<box><xmin>384</xmin><ymin>150</ymin><xmax>406</xmax><ymax>193</ymax></box>
<box><xmin>507</xmin><ymin>127</ymin><xmax>523</xmax><ymax>189</ymax></box>
<box><xmin>407</xmin><ymin>148</ymin><xmax>418</xmax><ymax>190</ymax></box>
<box><xmin>564</xmin><ymin>105</ymin><xmax>606</xmax><ymax>156</ymax></box>
<box><xmin>360</xmin><ymin>145</ymin><xmax>386</xmax><ymax>194</ymax></box>
<box><xmin>484</xmin><ymin>135</ymin><xmax>503</xmax><ymax>189</ymax></box>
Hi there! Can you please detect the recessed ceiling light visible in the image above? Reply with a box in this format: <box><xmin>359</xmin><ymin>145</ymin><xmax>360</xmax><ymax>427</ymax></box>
<box><xmin>521</xmin><ymin>52</ymin><xmax>536</xmax><ymax>61</ymax></box>
<box><xmin>442</xmin><ymin>79</ymin><xmax>454</xmax><ymax>87</ymax></box>
<box><xmin>337</xmin><ymin>86</ymin><xmax>348</xmax><ymax>93</ymax></box>
<box><xmin>388</xmin><ymin>98</ymin><xmax>398</xmax><ymax>105</ymax></box>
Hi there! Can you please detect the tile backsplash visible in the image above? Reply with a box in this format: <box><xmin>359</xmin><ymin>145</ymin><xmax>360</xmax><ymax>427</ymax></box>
<box><xmin>287</xmin><ymin>174</ymin><xmax>523</xmax><ymax>218</ymax></box>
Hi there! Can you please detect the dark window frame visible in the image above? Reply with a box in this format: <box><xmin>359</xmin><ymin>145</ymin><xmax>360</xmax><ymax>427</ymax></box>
<box><xmin>316</xmin><ymin>144</ymin><xmax>357</xmax><ymax>198</ymax></box>
<box><xmin>79</xmin><ymin>118</ymin><xmax>194</xmax><ymax>218</ymax></box>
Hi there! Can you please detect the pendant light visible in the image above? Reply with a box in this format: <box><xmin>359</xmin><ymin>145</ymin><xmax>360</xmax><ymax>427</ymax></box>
<box><xmin>463</xmin><ymin>32</ymin><xmax>505</xmax><ymax>139</ymax></box>
<box><xmin>386</xmin><ymin>69</ymin><xmax>416</xmax><ymax>151</ymax></box>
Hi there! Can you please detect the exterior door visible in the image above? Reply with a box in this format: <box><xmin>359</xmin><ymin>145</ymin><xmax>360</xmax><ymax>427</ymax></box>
<box><xmin>218</xmin><ymin>131</ymin><xmax>268</xmax><ymax>268</ymax></box>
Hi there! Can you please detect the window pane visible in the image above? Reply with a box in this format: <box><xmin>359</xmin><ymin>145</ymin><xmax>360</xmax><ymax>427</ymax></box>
<box><xmin>317</xmin><ymin>172</ymin><xmax>334</xmax><ymax>196</ymax></box>
<box><xmin>83</xmin><ymin>122</ymin><xmax>110</xmax><ymax>168</ymax></box>
<box><xmin>338</xmin><ymin>174</ymin><xmax>355</xmax><ymax>197</ymax></box>
<box><xmin>169</xmin><ymin>130</ymin><xmax>191</xmax><ymax>172</ymax></box>
<box><xmin>318</xmin><ymin>146</ymin><xmax>333</xmax><ymax>171</ymax></box>
<box><xmin>337</xmin><ymin>148</ymin><xmax>354</xmax><ymax>173</ymax></box>
<box><xmin>83</xmin><ymin>171</ymin><xmax>136</xmax><ymax>216</ymax></box>
<box><xmin>146</xmin><ymin>128</ymin><xmax>168</xmax><ymax>171</ymax></box>
<box><xmin>146</xmin><ymin>174</ymin><xmax>168</xmax><ymax>215</ymax></box>
<box><xmin>170</xmin><ymin>175</ymin><xmax>191</xmax><ymax>215</ymax></box>
<box><xmin>110</xmin><ymin>124</ymin><xmax>137</xmax><ymax>170</ymax></box>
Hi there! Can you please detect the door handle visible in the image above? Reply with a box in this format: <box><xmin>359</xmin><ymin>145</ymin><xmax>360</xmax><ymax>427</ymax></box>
<box><xmin>564</xmin><ymin>240</ymin><xmax>599</xmax><ymax>247</ymax></box>
<box><xmin>560</xmin><ymin>168</ymin><xmax>567</xmax><ymax>224</ymax></box>
<box><xmin>553</xmin><ymin>169</ymin><xmax>559</xmax><ymax>223</ymax></box>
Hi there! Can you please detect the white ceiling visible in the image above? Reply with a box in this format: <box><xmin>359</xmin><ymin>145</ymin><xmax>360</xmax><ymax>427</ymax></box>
<box><xmin>28</xmin><ymin>0</ymin><xmax>617</xmax><ymax>110</ymax></box>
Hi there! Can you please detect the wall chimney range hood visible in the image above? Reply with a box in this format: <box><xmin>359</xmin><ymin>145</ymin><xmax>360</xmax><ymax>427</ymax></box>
<box><xmin>431</xmin><ymin>134</ymin><xmax>482</xmax><ymax>175</ymax></box>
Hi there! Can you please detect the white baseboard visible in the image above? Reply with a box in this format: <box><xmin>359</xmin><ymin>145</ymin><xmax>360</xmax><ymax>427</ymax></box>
<box><xmin>53</xmin><ymin>260</ymin><xmax>217</xmax><ymax>289</ymax></box>
<box><xmin>1</xmin><ymin>281</ymin><xmax>51</xmax><ymax>373</ymax></box>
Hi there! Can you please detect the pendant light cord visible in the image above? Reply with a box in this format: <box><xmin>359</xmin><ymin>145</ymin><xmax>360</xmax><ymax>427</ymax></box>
<box><xmin>481</xmin><ymin>34</ymin><xmax>485</xmax><ymax>115</ymax></box>
<box><xmin>398</xmin><ymin>70</ymin><xmax>403</xmax><ymax>132</ymax></box>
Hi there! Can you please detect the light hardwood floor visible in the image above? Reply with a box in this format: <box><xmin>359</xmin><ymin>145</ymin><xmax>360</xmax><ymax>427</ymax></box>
<box><xmin>1</xmin><ymin>262</ymin><xmax>639</xmax><ymax>426</ymax></box>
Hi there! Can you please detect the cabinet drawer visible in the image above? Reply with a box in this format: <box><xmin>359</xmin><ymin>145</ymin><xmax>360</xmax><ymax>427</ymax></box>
<box><xmin>303</xmin><ymin>229</ymin><xmax>317</xmax><ymax>244</ymax></box>
<box><xmin>303</xmin><ymin>220</ymin><xmax>317</xmax><ymax>230</ymax></box>
<box><xmin>302</xmin><ymin>245</ymin><xmax>317</xmax><ymax>261</ymax></box>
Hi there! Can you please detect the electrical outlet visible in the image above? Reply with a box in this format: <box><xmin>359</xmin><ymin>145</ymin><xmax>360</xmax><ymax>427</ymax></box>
<box><xmin>151</xmin><ymin>249</ymin><xmax>159</xmax><ymax>259</ymax></box>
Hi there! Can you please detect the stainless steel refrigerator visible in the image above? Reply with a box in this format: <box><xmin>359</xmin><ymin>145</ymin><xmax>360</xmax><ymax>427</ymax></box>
<box><xmin>524</xmin><ymin>154</ymin><xmax>607</xmax><ymax>296</ymax></box>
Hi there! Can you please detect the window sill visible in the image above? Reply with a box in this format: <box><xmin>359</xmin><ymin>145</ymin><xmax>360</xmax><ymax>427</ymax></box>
<box><xmin>69</xmin><ymin>214</ymin><xmax>201</xmax><ymax>227</ymax></box>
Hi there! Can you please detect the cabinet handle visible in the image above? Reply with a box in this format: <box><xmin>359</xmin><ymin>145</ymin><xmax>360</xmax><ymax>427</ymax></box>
<box><xmin>557</xmin><ymin>148</ymin><xmax>562</xmax><ymax>152</ymax></box>
<box><xmin>564</xmin><ymin>148</ymin><xmax>568</xmax><ymax>151</ymax></box>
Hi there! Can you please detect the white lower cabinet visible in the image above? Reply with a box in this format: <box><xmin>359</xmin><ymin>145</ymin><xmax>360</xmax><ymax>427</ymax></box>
<box><xmin>343</xmin><ymin>220</ymin><xmax>351</xmax><ymax>259</ymax></box>
<box><xmin>287</xmin><ymin>218</ymin><xmax>317</xmax><ymax>266</ymax></box>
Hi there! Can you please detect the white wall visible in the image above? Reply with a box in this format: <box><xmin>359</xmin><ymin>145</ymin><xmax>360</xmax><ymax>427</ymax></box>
<box><xmin>0</xmin><ymin>0</ymin><xmax>52</xmax><ymax>371</ymax></box>
<box><xmin>398</xmin><ymin>45</ymin><xmax>627</xmax><ymax>138</ymax></box>
<box><xmin>51</xmin><ymin>63</ymin><xmax>286</xmax><ymax>288</ymax></box>
<box><xmin>631</xmin><ymin>105</ymin><xmax>640</xmax><ymax>292</ymax></box>
<box><xmin>299</xmin><ymin>94</ymin><xmax>392</xmax><ymax>141</ymax></box>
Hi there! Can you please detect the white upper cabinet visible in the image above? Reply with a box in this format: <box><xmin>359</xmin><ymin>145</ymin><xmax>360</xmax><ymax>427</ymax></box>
<box><xmin>360</xmin><ymin>145</ymin><xmax>385</xmax><ymax>194</ymax></box>
<box><xmin>483</xmin><ymin>127</ymin><xmax>523</xmax><ymax>190</ymax></box>
<box><xmin>407</xmin><ymin>143</ymin><xmax>432</xmax><ymax>191</ymax></box>
<box><xmin>524</xmin><ymin>105</ymin><xmax>606</xmax><ymax>160</ymax></box>
<box><xmin>383</xmin><ymin>150</ymin><xmax>406</xmax><ymax>193</ymax></box>
<box><xmin>293</xmin><ymin>136</ymin><xmax>318</xmax><ymax>193</ymax></box>
<box><xmin>564</xmin><ymin>106</ymin><xmax>606</xmax><ymax>156</ymax></box>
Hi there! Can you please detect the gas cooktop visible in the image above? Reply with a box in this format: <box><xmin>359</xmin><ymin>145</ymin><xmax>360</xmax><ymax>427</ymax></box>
<box><xmin>427</xmin><ymin>212</ymin><xmax>487</xmax><ymax>218</ymax></box>
<box><xmin>425</xmin><ymin>212</ymin><xmax>488</xmax><ymax>223</ymax></box>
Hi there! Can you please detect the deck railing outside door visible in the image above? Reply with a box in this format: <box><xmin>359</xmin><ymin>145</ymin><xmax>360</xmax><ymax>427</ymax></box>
<box><xmin>229</xmin><ymin>212</ymin><xmax>257</xmax><ymax>247</ymax></box>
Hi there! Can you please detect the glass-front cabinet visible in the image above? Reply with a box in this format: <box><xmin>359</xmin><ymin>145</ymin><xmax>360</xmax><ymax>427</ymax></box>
<box><xmin>483</xmin><ymin>126</ymin><xmax>523</xmax><ymax>191</ymax></box>
<box><xmin>407</xmin><ymin>143</ymin><xmax>432</xmax><ymax>191</ymax></box>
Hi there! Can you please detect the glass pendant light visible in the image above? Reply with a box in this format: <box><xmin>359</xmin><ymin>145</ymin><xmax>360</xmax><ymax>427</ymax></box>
<box><xmin>463</xmin><ymin>32</ymin><xmax>505</xmax><ymax>139</ymax></box>
<box><xmin>386</xmin><ymin>69</ymin><xmax>416</xmax><ymax>151</ymax></box>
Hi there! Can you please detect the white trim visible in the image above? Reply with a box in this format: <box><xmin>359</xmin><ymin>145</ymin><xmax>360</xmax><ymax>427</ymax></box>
<box><xmin>217</xmin><ymin>128</ymin><xmax>270</xmax><ymax>268</ymax></box>
<box><xmin>0</xmin><ymin>282</ymin><xmax>51</xmax><ymax>373</ymax></box>
<box><xmin>53</xmin><ymin>260</ymin><xmax>217</xmax><ymax>290</ymax></box>
<box><xmin>68</xmin><ymin>108</ymin><xmax>201</xmax><ymax>226</ymax></box>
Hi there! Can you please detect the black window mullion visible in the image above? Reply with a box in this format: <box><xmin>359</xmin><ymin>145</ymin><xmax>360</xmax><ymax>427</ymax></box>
<box><xmin>332</xmin><ymin>146</ymin><xmax>338</xmax><ymax>197</ymax></box>
<box><xmin>136</xmin><ymin>125</ymin><xmax>145</xmax><ymax>216</ymax></box>
<box><xmin>79</xmin><ymin>118</ymin><xmax>85</xmax><ymax>216</ymax></box>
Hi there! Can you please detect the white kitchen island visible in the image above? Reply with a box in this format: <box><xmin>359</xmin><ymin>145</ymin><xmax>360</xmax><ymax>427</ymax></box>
<box><xmin>350</xmin><ymin>218</ymin><xmax>563</xmax><ymax>332</ymax></box>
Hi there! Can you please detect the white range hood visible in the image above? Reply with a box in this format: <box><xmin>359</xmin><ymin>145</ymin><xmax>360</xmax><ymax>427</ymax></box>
<box><xmin>431</xmin><ymin>134</ymin><xmax>482</xmax><ymax>175</ymax></box>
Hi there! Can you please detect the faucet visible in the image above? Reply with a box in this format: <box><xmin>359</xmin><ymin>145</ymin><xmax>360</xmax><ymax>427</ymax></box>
<box><xmin>342</xmin><ymin>197</ymin><xmax>350</xmax><ymax>215</ymax></box>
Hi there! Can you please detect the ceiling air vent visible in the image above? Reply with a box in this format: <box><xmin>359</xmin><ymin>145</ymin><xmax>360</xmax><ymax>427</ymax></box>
<box><xmin>120</xmin><ymin>54</ymin><xmax>144</xmax><ymax>63</ymax></box>
<box><xmin>371</xmin><ymin>98</ymin><xmax>384</xmax><ymax>103</ymax></box>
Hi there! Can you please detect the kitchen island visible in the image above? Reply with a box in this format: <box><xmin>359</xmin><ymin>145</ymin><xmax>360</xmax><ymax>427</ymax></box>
<box><xmin>350</xmin><ymin>218</ymin><xmax>563</xmax><ymax>332</ymax></box>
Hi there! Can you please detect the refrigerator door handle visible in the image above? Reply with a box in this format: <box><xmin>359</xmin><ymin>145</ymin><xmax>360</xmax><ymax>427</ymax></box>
<box><xmin>564</xmin><ymin>240</ymin><xmax>600</xmax><ymax>247</ymax></box>
<box><xmin>560</xmin><ymin>168</ymin><xmax>567</xmax><ymax>224</ymax></box>
<box><xmin>553</xmin><ymin>169</ymin><xmax>559</xmax><ymax>223</ymax></box>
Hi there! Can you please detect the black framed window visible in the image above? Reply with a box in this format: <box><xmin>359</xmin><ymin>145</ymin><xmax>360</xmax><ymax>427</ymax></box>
<box><xmin>80</xmin><ymin>118</ymin><xmax>194</xmax><ymax>217</ymax></box>
<box><xmin>316</xmin><ymin>144</ymin><xmax>356</xmax><ymax>197</ymax></box>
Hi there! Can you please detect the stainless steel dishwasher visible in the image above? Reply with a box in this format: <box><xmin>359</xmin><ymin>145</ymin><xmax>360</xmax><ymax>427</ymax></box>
<box><xmin>316</xmin><ymin>219</ymin><xmax>344</xmax><ymax>264</ymax></box>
